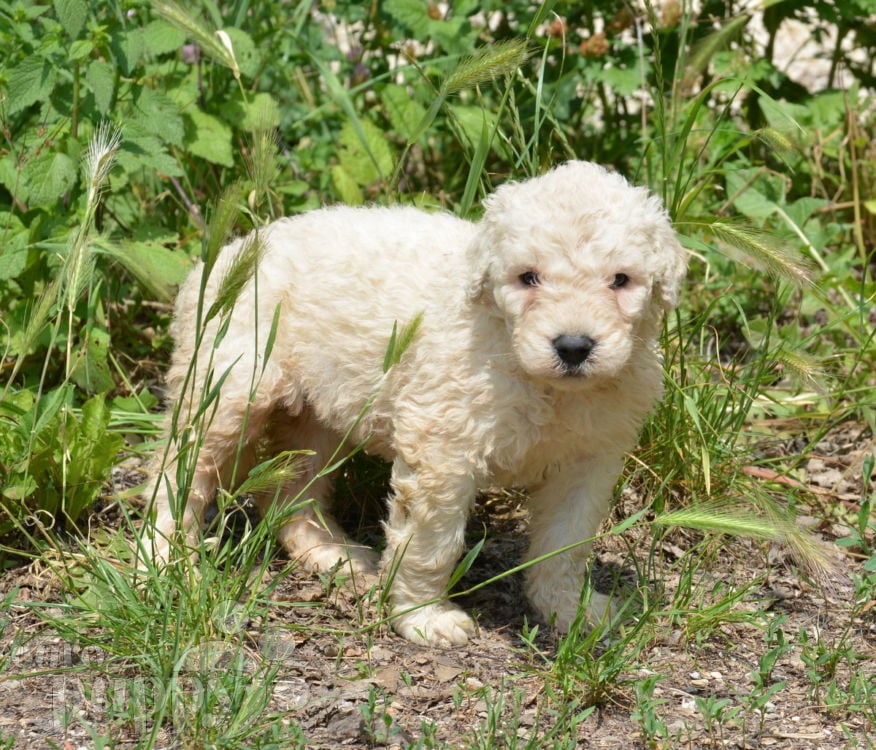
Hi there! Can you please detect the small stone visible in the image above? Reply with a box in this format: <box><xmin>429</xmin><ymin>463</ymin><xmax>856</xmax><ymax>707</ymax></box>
<box><xmin>259</xmin><ymin>628</ymin><xmax>297</xmax><ymax>661</ymax></box>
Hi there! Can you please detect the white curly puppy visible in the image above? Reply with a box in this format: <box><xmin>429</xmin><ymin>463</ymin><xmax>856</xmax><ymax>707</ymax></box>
<box><xmin>145</xmin><ymin>161</ymin><xmax>687</xmax><ymax>646</ymax></box>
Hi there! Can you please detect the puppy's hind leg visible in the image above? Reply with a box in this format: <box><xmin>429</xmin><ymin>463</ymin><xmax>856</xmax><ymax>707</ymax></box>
<box><xmin>253</xmin><ymin>411</ymin><xmax>378</xmax><ymax>577</ymax></box>
<box><xmin>144</xmin><ymin>389</ymin><xmax>270</xmax><ymax>567</ymax></box>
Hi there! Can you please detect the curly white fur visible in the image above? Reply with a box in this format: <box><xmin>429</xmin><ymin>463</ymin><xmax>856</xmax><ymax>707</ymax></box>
<box><xmin>144</xmin><ymin>161</ymin><xmax>687</xmax><ymax>646</ymax></box>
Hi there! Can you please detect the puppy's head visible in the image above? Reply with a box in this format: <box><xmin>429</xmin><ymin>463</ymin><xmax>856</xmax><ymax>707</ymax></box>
<box><xmin>468</xmin><ymin>161</ymin><xmax>687</xmax><ymax>384</ymax></box>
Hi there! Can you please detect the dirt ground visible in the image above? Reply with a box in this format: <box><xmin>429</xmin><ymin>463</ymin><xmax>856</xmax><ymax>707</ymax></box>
<box><xmin>0</xmin><ymin>424</ymin><xmax>873</xmax><ymax>749</ymax></box>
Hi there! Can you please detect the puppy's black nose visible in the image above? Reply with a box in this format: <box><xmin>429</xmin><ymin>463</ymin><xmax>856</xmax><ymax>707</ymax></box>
<box><xmin>553</xmin><ymin>334</ymin><xmax>595</xmax><ymax>368</ymax></box>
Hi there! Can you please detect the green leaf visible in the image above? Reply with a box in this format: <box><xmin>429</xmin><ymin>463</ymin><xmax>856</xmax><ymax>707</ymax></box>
<box><xmin>331</xmin><ymin>165</ymin><xmax>364</xmax><ymax>205</ymax></box>
<box><xmin>185</xmin><ymin>109</ymin><xmax>234</xmax><ymax>167</ymax></box>
<box><xmin>64</xmin><ymin>394</ymin><xmax>124</xmax><ymax>520</ymax></box>
<box><xmin>381</xmin><ymin>84</ymin><xmax>427</xmax><ymax>142</ymax></box>
<box><xmin>33</xmin><ymin>386</ymin><xmax>71</xmax><ymax>438</ymax></box>
<box><xmin>337</xmin><ymin>118</ymin><xmax>394</xmax><ymax>186</ymax></box>
<box><xmin>726</xmin><ymin>169</ymin><xmax>785</xmax><ymax>220</ymax></box>
<box><xmin>592</xmin><ymin>65</ymin><xmax>642</xmax><ymax>96</ymax></box>
<box><xmin>117</xmin><ymin>140</ymin><xmax>183</xmax><ymax>178</ymax></box>
<box><xmin>135</xmin><ymin>87</ymin><xmax>185</xmax><ymax>146</ymax></box>
<box><xmin>0</xmin><ymin>212</ymin><xmax>29</xmax><ymax>280</ymax></box>
<box><xmin>86</xmin><ymin>60</ymin><xmax>115</xmax><ymax>114</ymax></box>
<box><xmin>0</xmin><ymin>249</ymin><xmax>28</xmax><ymax>281</ymax></box>
<box><xmin>6</xmin><ymin>56</ymin><xmax>58</xmax><ymax>115</ymax></box>
<box><xmin>112</xmin><ymin>390</ymin><xmax>159</xmax><ymax>413</ymax></box>
<box><xmin>111</xmin><ymin>29</ymin><xmax>144</xmax><ymax>75</ymax></box>
<box><xmin>2</xmin><ymin>476</ymin><xmax>38</xmax><ymax>502</ymax></box>
<box><xmin>79</xmin><ymin>391</ymin><xmax>110</xmax><ymax>441</ymax></box>
<box><xmin>0</xmin><ymin>156</ymin><xmax>20</xmax><ymax>197</ymax></box>
<box><xmin>54</xmin><ymin>0</ymin><xmax>88</xmax><ymax>39</ymax></box>
<box><xmin>429</xmin><ymin>15</ymin><xmax>471</xmax><ymax>54</ymax></box>
<box><xmin>383</xmin><ymin>0</ymin><xmax>431</xmax><ymax>37</ymax></box>
<box><xmin>785</xmin><ymin>197</ymin><xmax>827</xmax><ymax>229</ymax></box>
<box><xmin>70</xmin><ymin>327</ymin><xmax>115</xmax><ymax>394</ymax></box>
<box><xmin>142</xmin><ymin>19</ymin><xmax>186</xmax><ymax>56</ymax></box>
<box><xmin>448</xmin><ymin>104</ymin><xmax>498</xmax><ymax>149</ymax></box>
<box><xmin>382</xmin><ymin>0</ymin><xmax>473</xmax><ymax>51</ymax></box>
<box><xmin>22</xmin><ymin>151</ymin><xmax>77</xmax><ymax>206</ymax></box>
<box><xmin>120</xmin><ymin>120</ymin><xmax>184</xmax><ymax>177</ymax></box>
<box><xmin>757</xmin><ymin>94</ymin><xmax>807</xmax><ymax>136</ymax></box>
<box><xmin>68</xmin><ymin>39</ymin><xmax>93</xmax><ymax>63</ymax></box>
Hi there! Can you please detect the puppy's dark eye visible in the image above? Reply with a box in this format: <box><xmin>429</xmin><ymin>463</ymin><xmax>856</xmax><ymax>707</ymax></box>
<box><xmin>610</xmin><ymin>273</ymin><xmax>630</xmax><ymax>289</ymax></box>
<box><xmin>519</xmin><ymin>271</ymin><xmax>540</xmax><ymax>287</ymax></box>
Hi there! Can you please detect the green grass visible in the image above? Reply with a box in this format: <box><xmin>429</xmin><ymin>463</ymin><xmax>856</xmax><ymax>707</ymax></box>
<box><xmin>1</xmin><ymin>0</ymin><xmax>874</xmax><ymax>747</ymax></box>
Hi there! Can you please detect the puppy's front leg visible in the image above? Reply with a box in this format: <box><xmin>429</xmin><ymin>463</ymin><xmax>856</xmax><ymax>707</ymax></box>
<box><xmin>382</xmin><ymin>458</ymin><xmax>477</xmax><ymax>646</ymax></box>
<box><xmin>524</xmin><ymin>457</ymin><xmax>624</xmax><ymax>631</ymax></box>
<box><xmin>145</xmin><ymin>464</ymin><xmax>214</xmax><ymax>566</ymax></box>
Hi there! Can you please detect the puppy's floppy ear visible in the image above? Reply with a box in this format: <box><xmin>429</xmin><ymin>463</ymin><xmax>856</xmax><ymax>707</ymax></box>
<box><xmin>466</xmin><ymin>188</ymin><xmax>511</xmax><ymax>304</ymax></box>
<box><xmin>654</xmin><ymin>220</ymin><xmax>688</xmax><ymax>310</ymax></box>
<box><xmin>466</xmin><ymin>227</ymin><xmax>493</xmax><ymax>303</ymax></box>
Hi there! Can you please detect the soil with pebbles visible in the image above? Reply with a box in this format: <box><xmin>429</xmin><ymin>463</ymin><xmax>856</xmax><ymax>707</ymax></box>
<box><xmin>0</xmin><ymin>424</ymin><xmax>873</xmax><ymax>749</ymax></box>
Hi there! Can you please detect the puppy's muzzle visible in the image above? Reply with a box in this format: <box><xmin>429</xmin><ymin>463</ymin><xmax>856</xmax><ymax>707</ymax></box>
<box><xmin>553</xmin><ymin>334</ymin><xmax>595</xmax><ymax>371</ymax></box>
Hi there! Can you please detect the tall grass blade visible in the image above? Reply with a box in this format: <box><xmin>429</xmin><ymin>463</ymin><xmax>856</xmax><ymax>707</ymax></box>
<box><xmin>262</xmin><ymin>304</ymin><xmax>282</xmax><ymax>370</ymax></box>
<box><xmin>525</xmin><ymin>0</ymin><xmax>560</xmax><ymax>37</ymax></box>
<box><xmin>459</xmin><ymin>116</ymin><xmax>492</xmax><ymax>217</ymax></box>
<box><xmin>684</xmin><ymin>15</ymin><xmax>750</xmax><ymax>83</ymax></box>
<box><xmin>447</xmin><ymin>536</ymin><xmax>485</xmax><ymax>591</ymax></box>
<box><xmin>310</xmin><ymin>53</ymin><xmax>386</xmax><ymax>179</ymax></box>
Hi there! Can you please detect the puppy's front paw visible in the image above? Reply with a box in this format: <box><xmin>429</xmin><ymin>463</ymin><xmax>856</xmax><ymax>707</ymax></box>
<box><xmin>392</xmin><ymin>602</ymin><xmax>476</xmax><ymax>646</ymax></box>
